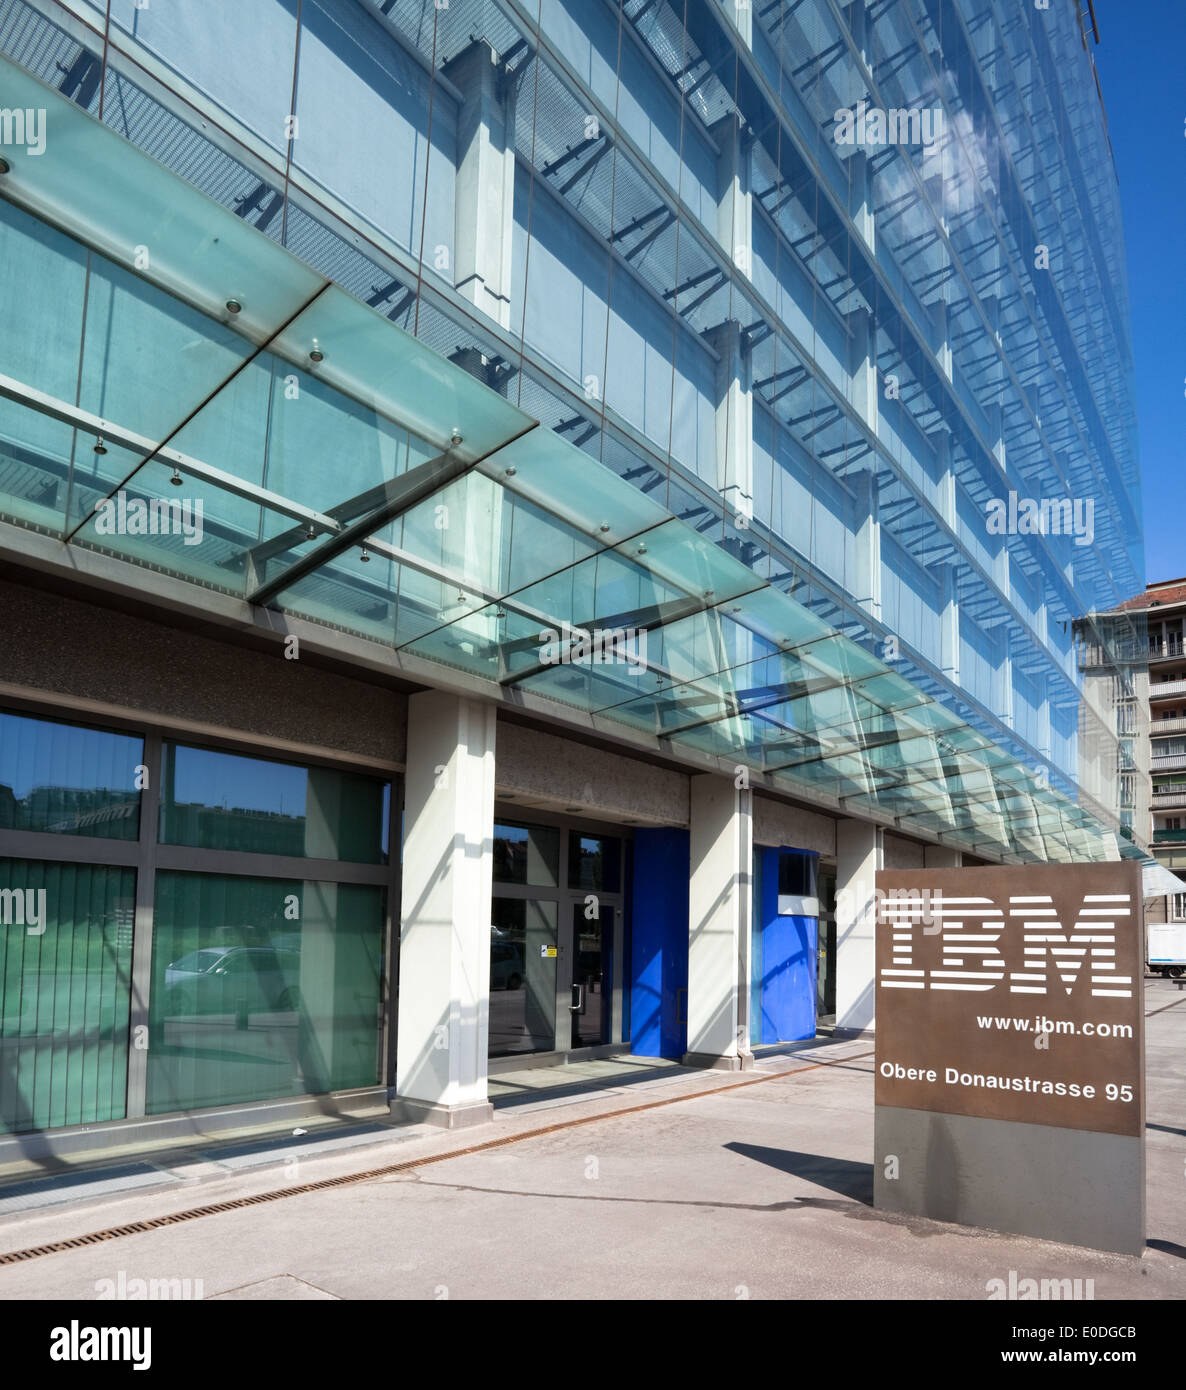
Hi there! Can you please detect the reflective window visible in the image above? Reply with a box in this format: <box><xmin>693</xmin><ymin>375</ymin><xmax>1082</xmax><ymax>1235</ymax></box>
<box><xmin>0</xmin><ymin>858</ymin><xmax>135</xmax><ymax>1133</ymax></box>
<box><xmin>0</xmin><ymin>709</ymin><xmax>142</xmax><ymax>840</ymax></box>
<box><xmin>146</xmin><ymin>871</ymin><xmax>384</xmax><ymax>1114</ymax></box>
<box><xmin>488</xmin><ymin>898</ymin><xmax>557</xmax><ymax>1057</ymax></box>
<box><xmin>568</xmin><ymin>833</ymin><xmax>621</xmax><ymax>893</ymax></box>
<box><xmin>160</xmin><ymin>743</ymin><xmax>389</xmax><ymax>863</ymax></box>
<box><xmin>492</xmin><ymin>821</ymin><xmax>559</xmax><ymax>887</ymax></box>
<box><xmin>778</xmin><ymin>852</ymin><xmax>818</xmax><ymax>899</ymax></box>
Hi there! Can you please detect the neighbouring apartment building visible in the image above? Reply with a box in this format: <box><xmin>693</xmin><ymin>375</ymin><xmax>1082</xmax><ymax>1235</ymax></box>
<box><xmin>0</xmin><ymin>0</ymin><xmax>1144</xmax><ymax>1150</ymax></box>
<box><xmin>1113</xmin><ymin>578</ymin><xmax>1186</xmax><ymax>925</ymax></box>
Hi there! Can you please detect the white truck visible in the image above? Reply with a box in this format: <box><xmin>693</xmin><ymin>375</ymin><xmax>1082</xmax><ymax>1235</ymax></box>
<box><xmin>1147</xmin><ymin>922</ymin><xmax>1186</xmax><ymax>980</ymax></box>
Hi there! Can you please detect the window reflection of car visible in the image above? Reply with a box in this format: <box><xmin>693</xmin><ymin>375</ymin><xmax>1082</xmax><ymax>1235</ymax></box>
<box><xmin>490</xmin><ymin>941</ymin><xmax>524</xmax><ymax>991</ymax></box>
<box><xmin>164</xmin><ymin>947</ymin><xmax>300</xmax><ymax>1015</ymax></box>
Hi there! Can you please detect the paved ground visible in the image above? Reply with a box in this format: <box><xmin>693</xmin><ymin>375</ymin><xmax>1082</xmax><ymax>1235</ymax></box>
<box><xmin>0</xmin><ymin>978</ymin><xmax>1182</xmax><ymax>1300</ymax></box>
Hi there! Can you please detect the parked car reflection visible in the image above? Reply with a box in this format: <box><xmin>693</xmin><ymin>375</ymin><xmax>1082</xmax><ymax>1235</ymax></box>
<box><xmin>164</xmin><ymin>946</ymin><xmax>300</xmax><ymax>1015</ymax></box>
<box><xmin>490</xmin><ymin>940</ymin><xmax>524</xmax><ymax>991</ymax></box>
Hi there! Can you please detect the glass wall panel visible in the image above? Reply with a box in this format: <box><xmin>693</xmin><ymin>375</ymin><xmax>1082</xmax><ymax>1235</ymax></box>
<box><xmin>160</xmin><ymin>744</ymin><xmax>389</xmax><ymax>864</ymax></box>
<box><xmin>146</xmin><ymin>871</ymin><xmax>385</xmax><ymax>1115</ymax></box>
<box><xmin>488</xmin><ymin>898</ymin><xmax>557</xmax><ymax>1057</ymax></box>
<box><xmin>0</xmin><ymin>709</ymin><xmax>142</xmax><ymax>840</ymax></box>
<box><xmin>567</xmin><ymin>833</ymin><xmax>621</xmax><ymax>893</ymax></box>
<box><xmin>492</xmin><ymin>822</ymin><xmax>560</xmax><ymax>888</ymax></box>
<box><xmin>0</xmin><ymin>858</ymin><xmax>135</xmax><ymax>1133</ymax></box>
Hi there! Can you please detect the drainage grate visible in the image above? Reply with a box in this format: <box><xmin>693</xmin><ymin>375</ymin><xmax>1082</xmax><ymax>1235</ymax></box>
<box><xmin>0</xmin><ymin>1050</ymin><xmax>874</xmax><ymax>1265</ymax></box>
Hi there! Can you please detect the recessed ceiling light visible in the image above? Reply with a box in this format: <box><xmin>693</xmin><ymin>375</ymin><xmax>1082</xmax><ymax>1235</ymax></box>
<box><xmin>225</xmin><ymin>298</ymin><xmax>243</xmax><ymax>314</ymax></box>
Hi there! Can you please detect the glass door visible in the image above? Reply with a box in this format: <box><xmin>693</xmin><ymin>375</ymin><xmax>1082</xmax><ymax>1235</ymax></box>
<box><xmin>489</xmin><ymin>816</ymin><xmax>625</xmax><ymax>1060</ymax></box>
<box><xmin>568</xmin><ymin>902</ymin><xmax>613</xmax><ymax>1048</ymax></box>
<box><xmin>817</xmin><ymin>870</ymin><xmax>837</xmax><ymax>1026</ymax></box>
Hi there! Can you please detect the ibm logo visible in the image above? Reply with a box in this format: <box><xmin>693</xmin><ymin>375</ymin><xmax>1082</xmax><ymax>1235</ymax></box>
<box><xmin>879</xmin><ymin>892</ymin><xmax>1133</xmax><ymax>1000</ymax></box>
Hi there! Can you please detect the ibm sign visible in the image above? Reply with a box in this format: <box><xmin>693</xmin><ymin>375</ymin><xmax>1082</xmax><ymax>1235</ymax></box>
<box><xmin>879</xmin><ymin>888</ymin><xmax>1135</xmax><ymax>1001</ymax></box>
<box><xmin>873</xmin><ymin>862</ymin><xmax>1145</xmax><ymax>1253</ymax></box>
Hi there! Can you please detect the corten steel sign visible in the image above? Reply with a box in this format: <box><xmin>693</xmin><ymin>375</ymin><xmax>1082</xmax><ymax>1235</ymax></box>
<box><xmin>875</xmin><ymin>862</ymin><xmax>1143</xmax><ymax>1137</ymax></box>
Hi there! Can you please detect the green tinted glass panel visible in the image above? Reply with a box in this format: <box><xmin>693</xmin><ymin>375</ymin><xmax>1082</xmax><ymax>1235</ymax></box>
<box><xmin>0</xmin><ymin>709</ymin><xmax>142</xmax><ymax>839</ymax></box>
<box><xmin>160</xmin><ymin>744</ymin><xmax>388</xmax><ymax>863</ymax></box>
<box><xmin>0</xmin><ymin>858</ymin><xmax>134</xmax><ymax>1133</ymax></box>
<box><xmin>146</xmin><ymin>871</ymin><xmax>384</xmax><ymax>1114</ymax></box>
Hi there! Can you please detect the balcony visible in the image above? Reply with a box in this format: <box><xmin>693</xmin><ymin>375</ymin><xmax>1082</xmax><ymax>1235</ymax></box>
<box><xmin>1149</xmin><ymin>636</ymin><xmax>1185</xmax><ymax>662</ymax></box>
<box><xmin>1152</xmin><ymin>789</ymin><xmax>1186</xmax><ymax>809</ymax></box>
<box><xmin>1154</xmin><ymin>828</ymin><xmax>1186</xmax><ymax>843</ymax></box>
<box><xmin>1151</xmin><ymin>716</ymin><xmax>1186</xmax><ymax>735</ymax></box>
<box><xmin>1150</xmin><ymin>679</ymin><xmax>1186</xmax><ymax>701</ymax></box>
<box><xmin>1152</xmin><ymin>754</ymin><xmax>1186</xmax><ymax>772</ymax></box>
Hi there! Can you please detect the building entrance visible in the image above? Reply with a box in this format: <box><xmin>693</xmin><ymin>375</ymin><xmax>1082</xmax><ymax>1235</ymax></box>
<box><xmin>488</xmin><ymin>813</ymin><xmax>626</xmax><ymax>1063</ymax></box>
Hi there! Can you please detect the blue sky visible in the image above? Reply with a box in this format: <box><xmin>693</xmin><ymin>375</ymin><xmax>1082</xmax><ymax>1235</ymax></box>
<box><xmin>1093</xmin><ymin>0</ymin><xmax>1186</xmax><ymax>588</ymax></box>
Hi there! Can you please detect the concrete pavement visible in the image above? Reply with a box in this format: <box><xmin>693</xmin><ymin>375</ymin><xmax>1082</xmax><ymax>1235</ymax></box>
<box><xmin>0</xmin><ymin>979</ymin><xmax>1182</xmax><ymax>1300</ymax></box>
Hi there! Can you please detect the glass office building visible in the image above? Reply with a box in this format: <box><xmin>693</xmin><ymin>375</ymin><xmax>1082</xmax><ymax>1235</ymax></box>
<box><xmin>0</xmin><ymin>0</ymin><xmax>1143</xmax><ymax>1143</ymax></box>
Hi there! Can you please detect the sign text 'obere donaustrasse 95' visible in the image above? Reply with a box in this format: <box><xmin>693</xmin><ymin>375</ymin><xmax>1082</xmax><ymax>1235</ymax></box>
<box><xmin>873</xmin><ymin>863</ymin><xmax>1143</xmax><ymax>1137</ymax></box>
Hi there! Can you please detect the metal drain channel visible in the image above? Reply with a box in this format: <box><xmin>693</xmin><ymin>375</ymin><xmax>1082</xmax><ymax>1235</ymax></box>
<box><xmin>0</xmin><ymin>1049</ymin><xmax>875</xmax><ymax>1265</ymax></box>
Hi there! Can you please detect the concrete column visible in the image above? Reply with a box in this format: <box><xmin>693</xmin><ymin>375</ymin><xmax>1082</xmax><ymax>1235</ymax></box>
<box><xmin>1003</xmin><ymin>638</ymin><xmax>1016</xmax><ymax>730</ymax></box>
<box><xmin>704</xmin><ymin>319</ymin><xmax>753</xmax><ymax>524</ymax></box>
<box><xmin>931</xmin><ymin>427</ymin><xmax>956</xmax><ymax>528</ymax></box>
<box><xmin>392</xmin><ymin>692</ymin><xmax>496</xmax><ymax>1128</ymax></box>
<box><xmin>685</xmin><ymin>775</ymin><xmax>753</xmax><ymax>1069</ymax></box>
<box><xmin>994</xmin><ymin>542</ymin><xmax>1011</xmax><ymax>603</ymax></box>
<box><xmin>726</xmin><ymin>0</ymin><xmax>753</xmax><ymax>47</ymax></box>
<box><xmin>443</xmin><ymin>40</ymin><xmax>515</xmax><ymax>329</ymax></box>
<box><xmin>932</xmin><ymin>295</ymin><xmax>953</xmax><ymax>380</ymax></box>
<box><xmin>848</xmin><ymin>305</ymin><xmax>878</xmax><ymax>435</ymax></box>
<box><xmin>712</xmin><ymin>112</ymin><xmax>752</xmax><ymax>275</ymax></box>
<box><xmin>845</xmin><ymin>0</ymin><xmax>869</xmax><ymax>63</ymax></box>
<box><xmin>988</xmin><ymin>400</ymin><xmax>1006</xmax><ymax>470</ymax></box>
<box><xmin>835</xmin><ymin>818</ymin><xmax>882</xmax><ymax>1033</ymax></box>
<box><xmin>940</xmin><ymin>561</ymin><xmax>960</xmax><ymax>684</ymax></box>
<box><xmin>1037</xmin><ymin>675</ymin><xmax>1052</xmax><ymax>761</ymax></box>
<box><xmin>852</xmin><ymin>467</ymin><xmax>882</xmax><ymax>624</ymax></box>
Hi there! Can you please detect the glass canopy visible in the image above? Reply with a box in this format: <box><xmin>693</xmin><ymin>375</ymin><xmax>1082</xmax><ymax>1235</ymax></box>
<box><xmin>0</xmin><ymin>55</ymin><xmax>1113</xmax><ymax>864</ymax></box>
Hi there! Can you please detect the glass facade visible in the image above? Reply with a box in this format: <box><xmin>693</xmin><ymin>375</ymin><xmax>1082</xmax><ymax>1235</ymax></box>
<box><xmin>160</xmin><ymin>743</ymin><xmax>390</xmax><ymax>863</ymax></box>
<box><xmin>0</xmin><ymin>0</ymin><xmax>1141</xmax><ymax>865</ymax></box>
<box><xmin>0</xmin><ymin>0</ymin><xmax>1141</xmax><ymax>863</ymax></box>
<box><xmin>0</xmin><ymin>709</ymin><xmax>142</xmax><ymax>839</ymax></box>
<box><xmin>0</xmin><ymin>858</ymin><xmax>134</xmax><ymax>1133</ymax></box>
<box><xmin>0</xmin><ymin>707</ymin><xmax>393</xmax><ymax>1135</ymax></box>
<box><xmin>0</xmin><ymin>2</ymin><xmax>1145</xmax><ymax>889</ymax></box>
<box><xmin>147</xmin><ymin>872</ymin><xmax>385</xmax><ymax>1114</ymax></box>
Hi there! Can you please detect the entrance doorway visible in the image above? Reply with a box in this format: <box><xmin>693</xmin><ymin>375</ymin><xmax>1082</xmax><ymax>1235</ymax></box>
<box><xmin>817</xmin><ymin>867</ymin><xmax>837</xmax><ymax>1026</ymax></box>
<box><xmin>488</xmin><ymin>813</ymin><xmax>627</xmax><ymax>1064</ymax></box>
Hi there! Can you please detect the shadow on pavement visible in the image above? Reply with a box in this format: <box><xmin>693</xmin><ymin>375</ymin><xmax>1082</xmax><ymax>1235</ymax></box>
<box><xmin>725</xmin><ymin>1142</ymin><xmax>873</xmax><ymax>1203</ymax></box>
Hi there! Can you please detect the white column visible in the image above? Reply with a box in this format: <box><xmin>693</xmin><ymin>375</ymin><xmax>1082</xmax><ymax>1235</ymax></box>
<box><xmin>705</xmin><ymin>319</ymin><xmax>754</xmax><ymax>524</ymax></box>
<box><xmin>933</xmin><ymin>295</ymin><xmax>953</xmax><ymax>381</ymax></box>
<box><xmin>685</xmin><ymin>775</ymin><xmax>753</xmax><ymax>1069</ymax></box>
<box><xmin>393</xmin><ymin>692</ymin><xmax>496</xmax><ymax>1128</ymax></box>
<box><xmin>852</xmin><ymin>467</ymin><xmax>882</xmax><ymax>624</ymax></box>
<box><xmin>713</xmin><ymin>112</ymin><xmax>752</xmax><ymax>275</ymax></box>
<box><xmin>940</xmin><ymin>561</ymin><xmax>960</xmax><ymax>684</ymax></box>
<box><xmin>835</xmin><ymin>818</ymin><xmax>882</xmax><ymax>1033</ymax></box>
<box><xmin>726</xmin><ymin>0</ymin><xmax>752</xmax><ymax>47</ymax></box>
<box><xmin>443</xmin><ymin>40</ymin><xmax>515</xmax><ymax>330</ymax></box>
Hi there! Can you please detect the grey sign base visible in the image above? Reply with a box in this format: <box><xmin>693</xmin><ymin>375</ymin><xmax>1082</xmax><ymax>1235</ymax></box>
<box><xmin>874</xmin><ymin>1105</ymin><xmax>1145</xmax><ymax>1255</ymax></box>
